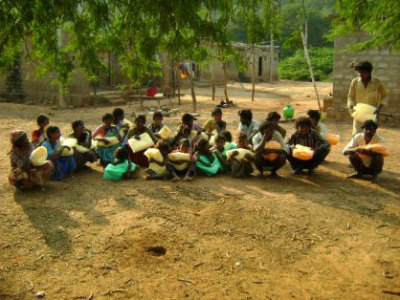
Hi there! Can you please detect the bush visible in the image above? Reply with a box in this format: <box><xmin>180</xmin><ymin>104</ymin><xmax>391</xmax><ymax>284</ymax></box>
<box><xmin>278</xmin><ymin>47</ymin><xmax>333</xmax><ymax>81</ymax></box>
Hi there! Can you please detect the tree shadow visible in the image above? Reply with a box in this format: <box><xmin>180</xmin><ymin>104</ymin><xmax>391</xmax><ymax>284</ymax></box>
<box><xmin>214</xmin><ymin>164</ymin><xmax>400</xmax><ymax>226</ymax></box>
<box><xmin>14</xmin><ymin>187</ymin><xmax>79</xmax><ymax>253</ymax></box>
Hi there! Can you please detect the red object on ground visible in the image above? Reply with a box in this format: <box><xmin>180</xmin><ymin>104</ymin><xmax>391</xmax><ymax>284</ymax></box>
<box><xmin>146</xmin><ymin>85</ymin><xmax>157</xmax><ymax>97</ymax></box>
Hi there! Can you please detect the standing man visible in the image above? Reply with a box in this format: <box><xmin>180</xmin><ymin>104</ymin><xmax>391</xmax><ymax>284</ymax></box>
<box><xmin>347</xmin><ymin>61</ymin><xmax>388</xmax><ymax>135</ymax></box>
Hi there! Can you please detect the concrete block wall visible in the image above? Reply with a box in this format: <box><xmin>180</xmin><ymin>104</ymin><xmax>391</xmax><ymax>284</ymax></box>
<box><xmin>333</xmin><ymin>32</ymin><xmax>400</xmax><ymax>115</ymax></box>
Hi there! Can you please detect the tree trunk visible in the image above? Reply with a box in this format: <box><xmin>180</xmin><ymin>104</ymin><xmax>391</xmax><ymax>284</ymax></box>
<box><xmin>269</xmin><ymin>27</ymin><xmax>274</xmax><ymax>82</ymax></box>
<box><xmin>171</xmin><ymin>61</ymin><xmax>176</xmax><ymax>98</ymax></box>
<box><xmin>177</xmin><ymin>67</ymin><xmax>181</xmax><ymax>105</ymax></box>
<box><xmin>222</xmin><ymin>62</ymin><xmax>229</xmax><ymax>102</ymax></box>
<box><xmin>190</xmin><ymin>75</ymin><xmax>197</xmax><ymax>112</ymax></box>
<box><xmin>251</xmin><ymin>46</ymin><xmax>256</xmax><ymax>102</ymax></box>
<box><xmin>57</xmin><ymin>28</ymin><xmax>68</xmax><ymax>108</ymax></box>
<box><xmin>58</xmin><ymin>87</ymin><xmax>68</xmax><ymax>108</ymax></box>
<box><xmin>211</xmin><ymin>63</ymin><xmax>216</xmax><ymax>101</ymax></box>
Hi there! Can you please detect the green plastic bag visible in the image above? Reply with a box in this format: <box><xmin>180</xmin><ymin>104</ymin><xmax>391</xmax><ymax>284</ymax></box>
<box><xmin>104</xmin><ymin>160</ymin><xmax>136</xmax><ymax>181</ymax></box>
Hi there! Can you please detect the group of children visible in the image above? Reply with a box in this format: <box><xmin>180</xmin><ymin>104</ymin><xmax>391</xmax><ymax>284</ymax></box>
<box><xmin>9</xmin><ymin>105</ymin><xmax>386</xmax><ymax>190</ymax></box>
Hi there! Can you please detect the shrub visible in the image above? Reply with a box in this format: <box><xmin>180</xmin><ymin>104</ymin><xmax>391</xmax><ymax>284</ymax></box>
<box><xmin>278</xmin><ymin>47</ymin><xmax>333</xmax><ymax>81</ymax></box>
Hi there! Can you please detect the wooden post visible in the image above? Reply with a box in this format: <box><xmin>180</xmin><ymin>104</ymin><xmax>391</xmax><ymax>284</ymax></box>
<box><xmin>300</xmin><ymin>28</ymin><xmax>322</xmax><ymax>111</ymax></box>
<box><xmin>251</xmin><ymin>45</ymin><xmax>256</xmax><ymax>102</ymax></box>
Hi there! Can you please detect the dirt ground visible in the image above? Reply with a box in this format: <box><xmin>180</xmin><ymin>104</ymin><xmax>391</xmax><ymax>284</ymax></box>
<box><xmin>1</xmin><ymin>80</ymin><xmax>400</xmax><ymax>300</ymax></box>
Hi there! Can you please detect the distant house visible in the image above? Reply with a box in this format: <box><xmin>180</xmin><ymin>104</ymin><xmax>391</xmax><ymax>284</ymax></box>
<box><xmin>200</xmin><ymin>43</ymin><xmax>279</xmax><ymax>84</ymax></box>
<box><xmin>0</xmin><ymin>41</ymin><xmax>279</xmax><ymax>106</ymax></box>
<box><xmin>332</xmin><ymin>32</ymin><xmax>400</xmax><ymax>115</ymax></box>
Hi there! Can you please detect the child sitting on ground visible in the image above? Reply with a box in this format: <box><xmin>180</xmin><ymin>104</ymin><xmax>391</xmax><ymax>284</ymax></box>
<box><xmin>104</xmin><ymin>147</ymin><xmax>136</xmax><ymax>181</ymax></box>
<box><xmin>229</xmin><ymin>132</ymin><xmax>254</xmax><ymax>178</ymax></box>
<box><xmin>220</xmin><ymin>131</ymin><xmax>237</xmax><ymax>151</ymax></box>
<box><xmin>211</xmin><ymin>135</ymin><xmax>232</xmax><ymax>173</ymax></box>
<box><xmin>42</xmin><ymin>126</ymin><xmax>76</xmax><ymax>181</ymax></box>
<box><xmin>169</xmin><ymin>139</ymin><xmax>196</xmax><ymax>182</ymax></box>
<box><xmin>195</xmin><ymin>139</ymin><xmax>222</xmax><ymax>176</ymax></box>
<box><xmin>266</xmin><ymin>111</ymin><xmax>286</xmax><ymax>138</ymax></box>
<box><xmin>307</xmin><ymin>109</ymin><xmax>327</xmax><ymax>139</ymax></box>
<box><xmin>204</xmin><ymin>108</ymin><xmax>227</xmax><ymax>135</ymax></box>
<box><xmin>146</xmin><ymin>141</ymin><xmax>171</xmax><ymax>180</ymax></box>
<box><xmin>148</xmin><ymin>111</ymin><xmax>165</xmax><ymax>136</ymax></box>
<box><xmin>31</xmin><ymin>115</ymin><xmax>50</xmax><ymax>148</ymax></box>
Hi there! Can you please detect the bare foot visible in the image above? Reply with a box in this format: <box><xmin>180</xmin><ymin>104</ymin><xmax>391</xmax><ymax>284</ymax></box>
<box><xmin>183</xmin><ymin>176</ymin><xmax>193</xmax><ymax>182</ymax></box>
<box><xmin>172</xmin><ymin>176</ymin><xmax>181</xmax><ymax>182</ymax></box>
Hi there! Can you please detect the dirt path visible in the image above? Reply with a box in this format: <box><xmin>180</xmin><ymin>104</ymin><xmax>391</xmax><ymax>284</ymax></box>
<box><xmin>1</xmin><ymin>81</ymin><xmax>399</xmax><ymax>299</ymax></box>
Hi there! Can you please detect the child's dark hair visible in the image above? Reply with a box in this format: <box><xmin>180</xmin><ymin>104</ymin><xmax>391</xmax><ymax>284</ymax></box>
<box><xmin>112</xmin><ymin>108</ymin><xmax>124</xmax><ymax>120</ymax></box>
<box><xmin>212</xmin><ymin>107</ymin><xmax>222</xmax><ymax>116</ymax></box>
<box><xmin>238</xmin><ymin>109</ymin><xmax>252</xmax><ymax>121</ymax></box>
<box><xmin>295</xmin><ymin>117</ymin><xmax>313</xmax><ymax>129</ymax></box>
<box><xmin>197</xmin><ymin>139</ymin><xmax>209</xmax><ymax>151</ymax></box>
<box><xmin>46</xmin><ymin>126</ymin><xmax>60</xmax><ymax>137</ymax></box>
<box><xmin>153</xmin><ymin>111</ymin><xmax>163</xmax><ymax>120</ymax></box>
<box><xmin>102</xmin><ymin>113</ymin><xmax>113</xmax><ymax>122</ymax></box>
<box><xmin>115</xmin><ymin>147</ymin><xmax>129</xmax><ymax>162</ymax></box>
<box><xmin>361</xmin><ymin>120</ymin><xmax>378</xmax><ymax>130</ymax></box>
<box><xmin>220</xmin><ymin>131</ymin><xmax>232</xmax><ymax>143</ymax></box>
<box><xmin>267</xmin><ymin>111</ymin><xmax>281</xmax><ymax>121</ymax></box>
<box><xmin>135</xmin><ymin>114</ymin><xmax>146</xmax><ymax>123</ymax></box>
<box><xmin>37</xmin><ymin>115</ymin><xmax>49</xmax><ymax>126</ymax></box>
<box><xmin>156</xmin><ymin>140</ymin><xmax>170</xmax><ymax>152</ymax></box>
<box><xmin>72</xmin><ymin>120</ymin><xmax>84</xmax><ymax>131</ymax></box>
<box><xmin>307</xmin><ymin>110</ymin><xmax>321</xmax><ymax>122</ymax></box>
<box><xmin>182</xmin><ymin>113</ymin><xmax>195</xmax><ymax>123</ymax></box>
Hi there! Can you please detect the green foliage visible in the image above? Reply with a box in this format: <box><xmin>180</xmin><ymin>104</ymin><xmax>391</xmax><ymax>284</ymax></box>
<box><xmin>278</xmin><ymin>47</ymin><xmax>333</xmax><ymax>81</ymax></box>
<box><xmin>333</xmin><ymin>0</ymin><xmax>400</xmax><ymax>49</ymax></box>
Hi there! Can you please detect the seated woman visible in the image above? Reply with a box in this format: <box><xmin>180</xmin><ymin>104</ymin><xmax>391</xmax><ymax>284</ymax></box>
<box><xmin>228</xmin><ymin>132</ymin><xmax>254</xmax><ymax>178</ymax></box>
<box><xmin>42</xmin><ymin>126</ymin><xmax>76</xmax><ymax>180</ymax></box>
<box><xmin>307</xmin><ymin>109</ymin><xmax>327</xmax><ymax>139</ymax></box>
<box><xmin>266</xmin><ymin>111</ymin><xmax>286</xmax><ymax>138</ymax></box>
<box><xmin>238</xmin><ymin>109</ymin><xmax>259</xmax><ymax>142</ymax></box>
<box><xmin>204</xmin><ymin>108</ymin><xmax>227</xmax><ymax>135</ymax></box>
<box><xmin>343</xmin><ymin>120</ymin><xmax>384</xmax><ymax>183</ymax></box>
<box><xmin>93</xmin><ymin>113</ymin><xmax>121</xmax><ymax>167</ymax></box>
<box><xmin>68</xmin><ymin>120</ymin><xmax>98</xmax><ymax>170</ymax></box>
<box><xmin>31</xmin><ymin>115</ymin><xmax>49</xmax><ymax>148</ymax></box>
<box><xmin>126</xmin><ymin>115</ymin><xmax>158</xmax><ymax>168</ymax></box>
<box><xmin>195</xmin><ymin>139</ymin><xmax>222</xmax><ymax>176</ymax></box>
<box><xmin>9</xmin><ymin>130</ymin><xmax>53</xmax><ymax>190</ymax></box>
<box><xmin>252</xmin><ymin>121</ymin><xmax>288</xmax><ymax>178</ymax></box>
<box><xmin>287</xmin><ymin>117</ymin><xmax>330</xmax><ymax>175</ymax></box>
<box><xmin>169</xmin><ymin>138</ymin><xmax>196</xmax><ymax>182</ymax></box>
<box><xmin>104</xmin><ymin>147</ymin><xmax>136</xmax><ymax>181</ymax></box>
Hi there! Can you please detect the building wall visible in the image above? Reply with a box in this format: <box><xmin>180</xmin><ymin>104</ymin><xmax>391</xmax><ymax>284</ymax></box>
<box><xmin>199</xmin><ymin>45</ymin><xmax>279</xmax><ymax>84</ymax></box>
<box><xmin>333</xmin><ymin>32</ymin><xmax>400</xmax><ymax>114</ymax></box>
<box><xmin>0</xmin><ymin>43</ymin><xmax>91</xmax><ymax>106</ymax></box>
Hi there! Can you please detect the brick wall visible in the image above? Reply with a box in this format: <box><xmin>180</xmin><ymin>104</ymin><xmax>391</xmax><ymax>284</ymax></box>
<box><xmin>333</xmin><ymin>32</ymin><xmax>400</xmax><ymax>114</ymax></box>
